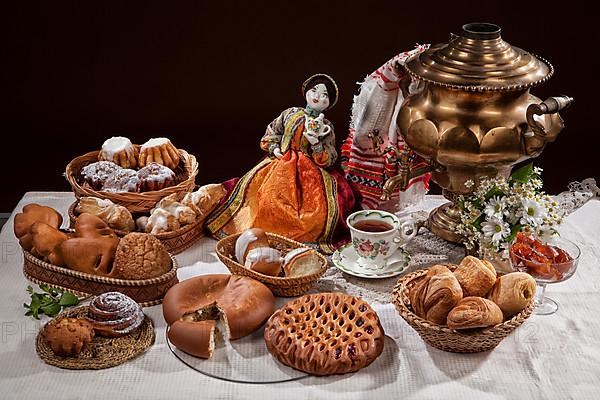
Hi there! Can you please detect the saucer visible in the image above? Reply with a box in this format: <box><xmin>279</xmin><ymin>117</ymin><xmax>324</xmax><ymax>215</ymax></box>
<box><xmin>332</xmin><ymin>243</ymin><xmax>410</xmax><ymax>279</ymax></box>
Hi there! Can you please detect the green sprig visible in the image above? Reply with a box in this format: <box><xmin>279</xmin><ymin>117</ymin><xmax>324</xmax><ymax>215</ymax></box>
<box><xmin>24</xmin><ymin>284</ymin><xmax>79</xmax><ymax>319</ymax></box>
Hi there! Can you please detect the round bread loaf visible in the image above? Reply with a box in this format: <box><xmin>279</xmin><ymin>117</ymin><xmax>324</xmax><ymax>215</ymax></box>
<box><xmin>264</xmin><ymin>293</ymin><xmax>385</xmax><ymax>376</ymax></box>
<box><xmin>163</xmin><ymin>274</ymin><xmax>275</xmax><ymax>358</ymax></box>
<box><xmin>113</xmin><ymin>233</ymin><xmax>171</xmax><ymax>279</ymax></box>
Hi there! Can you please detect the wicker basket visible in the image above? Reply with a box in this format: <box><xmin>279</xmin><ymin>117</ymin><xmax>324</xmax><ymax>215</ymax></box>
<box><xmin>216</xmin><ymin>232</ymin><xmax>328</xmax><ymax>297</ymax></box>
<box><xmin>23</xmin><ymin>250</ymin><xmax>178</xmax><ymax>307</ymax></box>
<box><xmin>392</xmin><ymin>266</ymin><xmax>535</xmax><ymax>353</ymax></box>
<box><xmin>67</xmin><ymin>201</ymin><xmax>204</xmax><ymax>255</ymax></box>
<box><xmin>65</xmin><ymin>147</ymin><xmax>198</xmax><ymax>213</ymax></box>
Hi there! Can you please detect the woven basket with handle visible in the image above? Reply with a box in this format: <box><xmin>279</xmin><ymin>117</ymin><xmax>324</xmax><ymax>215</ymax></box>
<box><xmin>216</xmin><ymin>232</ymin><xmax>328</xmax><ymax>297</ymax></box>
<box><xmin>392</xmin><ymin>265</ymin><xmax>535</xmax><ymax>353</ymax></box>
<box><xmin>65</xmin><ymin>147</ymin><xmax>198</xmax><ymax>213</ymax></box>
<box><xmin>67</xmin><ymin>201</ymin><xmax>204</xmax><ymax>255</ymax></box>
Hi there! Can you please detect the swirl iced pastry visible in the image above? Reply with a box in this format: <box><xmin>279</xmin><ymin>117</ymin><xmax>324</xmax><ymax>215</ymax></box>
<box><xmin>139</xmin><ymin>138</ymin><xmax>181</xmax><ymax>170</ymax></box>
<box><xmin>86</xmin><ymin>292</ymin><xmax>144</xmax><ymax>338</ymax></box>
<box><xmin>142</xmin><ymin>194</ymin><xmax>197</xmax><ymax>234</ymax></box>
<box><xmin>181</xmin><ymin>184</ymin><xmax>227</xmax><ymax>218</ymax></box>
<box><xmin>453</xmin><ymin>256</ymin><xmax>497</xmax><ymax>297</ymax></box>
<box><xmin>113</xmin><ymin>233</ymin><xmax>171</xmax><ymax>279</ymax></box>
<box><xmin>137</xmin><ymin>162</ymin><xmax>176</xmax><ymax>191</ymax></box>
<box><xmin>163</xmin><ymin>274</ymin><xmax>275</xmax><ymax>358</ymax></box>
<box><xmin>409</xmin><ymin>264</ymin><xmax>463</xmax><ymax>325</ymax></box>
<box><xmin>98</xmin><ymin>136</ymin><xmax>138</xmax><ymax>169</ymax></box>
<box><xmin>264</xmin><ymin>293</ymin><xmax>385</xmax><ymax>376</ymax></box>
<box><xmin>76</xmin><ymin>197</ymin><xmax>135</xmax><ymax>232</ymax></box>
<box><xmin>446</xmin><ymin>297</ymin><xmax>504</xmax><ymax>330</ymax></box>
<box><xmin>487</xmin><ymin>272</ymin><xmax>536</xmax><ymax>317</ymax></box>
<box><xmin>14</xmin><ymin>203</ymin><xmax>63</xmax><ymax>251</ymax></box>
<box><xmin>43</xmin><ymin>317</ymin><xmax>95</xmax><ymax>357</ymax></box>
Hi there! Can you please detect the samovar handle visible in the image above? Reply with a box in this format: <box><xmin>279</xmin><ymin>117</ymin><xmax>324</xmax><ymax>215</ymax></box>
<box><xmin>525</xmin><ymin>96</ymin><xmax>573</xmax><ymax>138</ymax></box>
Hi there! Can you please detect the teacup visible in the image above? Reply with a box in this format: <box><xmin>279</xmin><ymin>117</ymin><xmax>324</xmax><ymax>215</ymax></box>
<box><xmin>347</xmin><ymin>210</ymin><xmax>417</xmax><ymax>270</ymax></box>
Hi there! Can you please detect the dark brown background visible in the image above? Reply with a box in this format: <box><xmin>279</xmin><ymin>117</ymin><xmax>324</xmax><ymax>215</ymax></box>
<box><xmin>2</xmin><ymin>1</ymin><xmax>598</xmax><ymax>212</ymax></box>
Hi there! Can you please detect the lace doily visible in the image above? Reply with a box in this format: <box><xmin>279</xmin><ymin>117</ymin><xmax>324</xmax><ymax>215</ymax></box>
<box><xmin>314</xmin><ymin>178</ymin><xmax>598</xmax><ymax>305</ymax></box>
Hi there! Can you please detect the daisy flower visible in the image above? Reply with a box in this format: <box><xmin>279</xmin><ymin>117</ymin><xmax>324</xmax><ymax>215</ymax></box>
<box><xmin>482</xmin><ymin>217</ymin><xmax>510</xmax><ymax>244</ymax></box>
<box><xmin>520</xmin><ymin>198</ymin><xmax>547</xmax><ymax>227</ymax></box>
<box><xmin>484</xmin><ymin>196</ymin><xmax>506</xmax><ymax>219</ymax></box>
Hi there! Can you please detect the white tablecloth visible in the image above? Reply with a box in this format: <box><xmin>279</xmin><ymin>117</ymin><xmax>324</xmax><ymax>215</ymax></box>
<box><xmin>1</xmin><ymin>192</ymin><xmax>599</xmax><ymax>400</ymax></box>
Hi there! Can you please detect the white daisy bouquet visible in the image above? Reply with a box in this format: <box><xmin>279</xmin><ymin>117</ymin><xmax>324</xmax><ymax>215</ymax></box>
<box><xmin>456</xmin><ymin>163</ymin><xmax>564</xmax><ymax>257</ymax></box>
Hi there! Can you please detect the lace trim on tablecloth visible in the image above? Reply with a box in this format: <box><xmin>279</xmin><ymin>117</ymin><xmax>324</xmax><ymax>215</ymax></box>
<box><xmin>314</xmin><ymin>178</ymin><xmax>598</xmax><ymax>305</ymax></box>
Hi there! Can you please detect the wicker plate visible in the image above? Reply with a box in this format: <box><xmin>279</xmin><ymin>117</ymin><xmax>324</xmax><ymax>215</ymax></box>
<box><xmin>36</xmin><ymin>306</ymin><xmax>154</xmax><ymax>370</ymax></box>
<box><xmin>216</xmin><ymin>232</ymin><xmax>328</xmax><ymax>297</ymax></box>
<box><xmin>65</xmin><ymin>147</ymin><xmax>198</xmax><ymax>213</ymax></box>
<box><xmin>67</xmin><ymin>201</ymin><xmax>204</xmax><ymax>255</ymax></box>
<box><xmin>392</xmin><ymin>266</ymin><xmax>535</xmax><ymax>353</ymax></box>
<box><xmin>23</xmin><ymin>249</ymin><xmax>178</xmax><ymax>307</ymax></box>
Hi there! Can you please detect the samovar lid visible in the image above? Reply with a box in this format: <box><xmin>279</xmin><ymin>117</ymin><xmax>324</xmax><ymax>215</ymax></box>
<box><xmin>405</xmin><ymin>23</ymin><xmax>553</xmax><ymax>91</ymax></box>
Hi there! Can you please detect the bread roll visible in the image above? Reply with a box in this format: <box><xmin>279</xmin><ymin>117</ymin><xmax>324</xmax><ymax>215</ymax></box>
<box><xmin>181</xmin><ymin>184</ymin><xmax>227</xmax><ymax>219</ymax></box>
<box><xmin>29</xmin><ymin>222</ymin><xmax>69</xmax><ymax>266</ymax></box>
<box><xmin>113</xmin><ymin>233</ymin><xmax>171</xmax><ymax>279</ymax></box>
<box><xmin>14</xmin><ymin>204</ymin><xmax>63</xmax><ymax>251</ymax></box>
<box><xmin>76</xmin><ymin>197</ymin><xmax>135</xmax><ymax>232</ymax></box>
<box><xmin>447</xmin><ymin>297</ymin><xmax>504</xmax><ymax>330</ymax></box>
<box><xmin>245</xmin><ymin>247</ymin><xmax>282</xmax><ymax>276</ymax></box>
<box><xmin>409</xmin><ymin>265</ymin><xmax>463</xmax><ymax>325</ymax></box>
<box><xmin>282</xmin><ymin>248</ymin><xmax>321</xmax><ymax>277</ymax></box>
<box><xmin>235</xmin><ymin>228</ymin><xmax>270</xmax><ymax>264</ymax></box>
<box><xmin>488</xmin><ymin>272</ymin><xmax>536</xmax><ymax>317</ymax></box>
<box><xmin>454</xmin><ymin>256</ymin><xmax>497</xmax><ymax>297</ymax></box>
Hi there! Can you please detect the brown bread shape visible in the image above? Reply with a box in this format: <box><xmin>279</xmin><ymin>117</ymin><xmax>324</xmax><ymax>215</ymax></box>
<box><xmin>447</xmin><ymin>297</ymin><xmax>504</xmax><ymax>330</ymax></box>
<box><xmin>488</xmin><ymin>272</ymin><xmax>536</xmax><ymax>317</ymax></box>
<box><xmin>164</xmin><ymin>275</ymin><xmax>275</xmax><ymax>358</ymax></box>
<box><xmin>29</xmin><ymin>222</ymin><xmax>69</xmax><ymax>266</ymax></box>
<box><xmin>454</xmin><ymin>256</ymin><xmax>497</xmax><ymax>297</ymax></box>
<box><xmin>43</xmin><ymin>318</ymin><xmax>95</xmax><ymax>357</ymax></box>
<box><xmin>60</xmin><ymin>213</ymin><xmax>120</xmax><ymax>276</ymax></box>
<box><xmin>264</xmin><ymin>293</ymin><xmax>385</xmax><ymax>376</ymax></box>
<box><xmin>409</xmin><ymin>265</ymin><xmax>463</xmax><ymax>325</ymax></box>
<box><xmin>113</xmin><ymin>233</ymin><xmax>171</xmax><ymax>279</ymax></box>
<box><xmin>14</xmin><ymin>204</ymin><xmax>63</xmax><ymax>251</ymax></box>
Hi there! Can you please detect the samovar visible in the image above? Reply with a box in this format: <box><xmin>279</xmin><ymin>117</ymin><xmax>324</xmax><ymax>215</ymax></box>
<box><xmin>382</xmin><ymin>22</ymin><xmax>573</xmax><ymax>243</ymax></box>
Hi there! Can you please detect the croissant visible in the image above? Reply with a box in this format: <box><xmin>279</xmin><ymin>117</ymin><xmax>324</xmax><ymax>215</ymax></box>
<box><xmin>488</xmin><ymin>272</ymin><xmax>536</xmax><ymax>317</ymax></box>
<box><xmin>454</xmin><ymin>256</ymin><xmax>497</xmax><ymax>297</ymax></box>
<box><xmin>76</xmin><ymin>197</ymin><xmax>135</xmax><ymax>232</ymax></box>
<box><xmin>138</xmin><ymin>138</ymin><xmax>181</xmax><ymax>170</ymax></box>
<box><xmin>447</xmin><ymin>297</ymin><xmax>504</xmax><ymax>330</ymax></box>
<box><xmin>409</xmin><ymin>264</ymin><xmax>463</xmax><ymax>325</ymax></box>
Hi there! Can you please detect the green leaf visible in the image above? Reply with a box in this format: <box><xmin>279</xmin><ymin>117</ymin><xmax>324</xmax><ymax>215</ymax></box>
<box><xmin>59</xmin><ymin>292</ymin><xmax>79</xmax><ymax>307</ymax></box>
<box><xmin>485</xmin><ymin>186</ymin><xmax>505</xmax><ymax>200</ymax></box>
<box><xmin>40</xmin><ymin>301</ymin><xmax>61</xmax><ymax>317</ymax></box>
<box><xmin>473</xmin><ymin>214</ymin><xmax>485</xmax><ymax>230</ymax></box>
<box><xmin>30</xmin><ymin>302</ymin><xmax>40</xmax><ymax>319</ymax></box>
<box><xmin>506</xmin><ymin>224</ymin><xmax>523</xmax><ymax>243</ymax></box>
<box><xmin>510</xmin><ymin>163</ymin><xmax>534</xmax><ymax>183</ymax></box>
<box><xmin>26</xmin><ymin>286</ymin><xmax>34</xmax><ymax>295</ymax></box>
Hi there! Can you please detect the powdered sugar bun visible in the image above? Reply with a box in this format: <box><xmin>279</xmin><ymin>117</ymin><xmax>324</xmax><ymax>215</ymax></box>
<box><xmin>86</xmin><ymin>292</ymin><xmax>144</xmax><ymax>338</ymax></box>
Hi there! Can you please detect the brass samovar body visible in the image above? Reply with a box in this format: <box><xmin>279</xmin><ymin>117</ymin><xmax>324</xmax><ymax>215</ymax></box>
<box><xmin>385</xmin><ymin>23</ymin><xmax>572</xmax><ymax>243</ymax></box>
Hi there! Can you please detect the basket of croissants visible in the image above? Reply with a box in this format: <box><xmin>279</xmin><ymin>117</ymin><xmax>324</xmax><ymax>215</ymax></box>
<box><xmin>216</xmin><ymin>228</ymin><xmax>329</xmax><ymax>297</ymax></box>
<box><xmin>14</xmin><ymin>204</ymin><xmax>179</xmax><ymax>306</ymax></box>
<box><xmin>65</xmin><ymin>136</ymin><xmax>198</xmax><ymax>213</ymax></box>
<box><xmin>392</xmin><ymin>256</ymin><xmax>536</xmax><ymax>353</ymax></box>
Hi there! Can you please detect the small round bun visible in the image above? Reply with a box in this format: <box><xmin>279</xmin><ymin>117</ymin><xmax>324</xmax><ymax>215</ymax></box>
<box><xmin>43</xmin><ymin>318</ymin><xmax>95</xmax><ymax>357</ymax></box>
<box><xmin>113</xmin><ymin>233</ymin><xmax>171</xmax><ymax>279</ymax></box>
<box><xmin>245</xmin><ymin>247</ymin><xmax>282</xmax><ymax>276</ymax></box>
<box><xmin>235</xmin><ymin>228</ymin><xmax>270</xmax><ymax>264</ymax></box>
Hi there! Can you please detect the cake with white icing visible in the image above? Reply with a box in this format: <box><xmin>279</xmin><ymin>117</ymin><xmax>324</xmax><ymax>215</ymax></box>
<box><xmin>99</xmin><ymin>136</ymin><xmax>138</xmax><ymax>169</ymax></box>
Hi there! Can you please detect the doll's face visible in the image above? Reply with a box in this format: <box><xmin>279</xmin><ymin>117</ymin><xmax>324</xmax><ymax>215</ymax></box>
<box><xmin>305</xmin><ymin>83</ymin><xmax>330</xmax><ymax>112</ymax></box>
